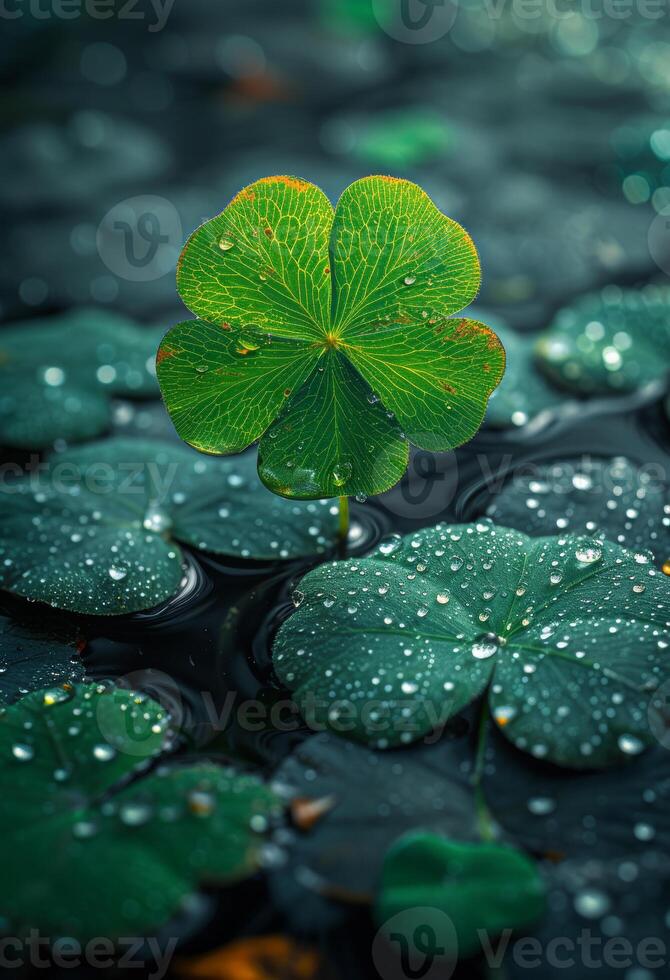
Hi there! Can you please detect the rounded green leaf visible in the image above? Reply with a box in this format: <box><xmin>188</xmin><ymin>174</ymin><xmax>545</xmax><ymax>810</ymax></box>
<box><xmin>273</xmin><ymin>520</ymin><xmax>669</xmax><ymax>766</ymax></box>
<box><xmin>375</xmin><ymin>832</ymin><xmax>546</xmax><ymax>960</ymax></box>
<box><xmin>332</xmin><ymin>176</ymin><xmax>480</xmax><ymax>337</ymax></box>
<box><xmin>0</xmin><ymin>683</ymin><xmax>280</xmax><ymax>941</ymax></box>
<box><xmin>176</xmin><ymin>175</ymin><xmax>334</xmax><ymax>341</ymax></box>
<box><xmin>0</xmin><ymin>611</ymin><xmax>83</xmax><ymax>703</ymax></box>
<box><xmin>157</xmin><ymin>319</ymin><xmax>320</xmax><ymax>455</ymax></box>
<box><xmin>536</xmin><ymin>286</ymin><xmax>670</xmax><ymax>395</ymax></box>
<box><xmin>258</xmin><ymin>351</ymin><xmax>409</xmax><ymax>498</ymax></box>
<box><xmin>0</xmin><ymin>308</ymin><xmax>162</xmax><ymax>449</ymax></box>
<box><xmin>159</xmin><ymin>176</ymin><xmax>501</xmax><ymax>497</ymax></box>
<box><xmin>487</xmin><ymin>456</ymin><xmax>670</xmax><ymax>564</ymax></box>
<box><xmin>344</xmin><ymin>316</ymin><xmax>505</xmax><ymax>451</ymax></box>
<box><xmin>0</xmin><ymin>437</ymin><xmax>338</xmax><ymax>614</ymax></box>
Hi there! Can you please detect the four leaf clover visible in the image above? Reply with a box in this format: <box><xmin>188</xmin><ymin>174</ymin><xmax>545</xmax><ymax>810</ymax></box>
<box><xmin>157</xmin><ymin>176</ymin><xmax>505</xmax><ymax>498</ymax></box>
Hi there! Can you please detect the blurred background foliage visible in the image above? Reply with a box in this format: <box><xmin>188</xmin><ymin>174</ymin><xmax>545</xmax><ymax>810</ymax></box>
<box><xmin>2</xmin><ymin>0</ymin><xmax>670</xmax><ymax>335</ymax></box>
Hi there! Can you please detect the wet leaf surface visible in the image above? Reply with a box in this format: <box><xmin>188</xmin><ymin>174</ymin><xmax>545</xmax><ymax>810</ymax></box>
<box><xmin>0</xmin><ymin>438</ymin><xmax>338</xmax><ymax>614</ymax></box>
<box><xmin>273</xmin><ymin>521</ymin><xmax>669</xmax><ymax>766</ymax></box>
<box><xmin>482</xmin><ymin>319</ymin><xmax>563</xmax><ymax>429</ymax></box>
<box><xmin>0</xmin><ymin>683</ymin><xmax>281</xmax><ymax>941</ymax></box>
<box><xmin>0</xmin><ymin>609</ymin><xmax>84</xmax><ymax>702</ymax></box>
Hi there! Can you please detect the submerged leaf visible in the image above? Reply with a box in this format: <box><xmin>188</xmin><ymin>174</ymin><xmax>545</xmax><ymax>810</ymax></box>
<box><xmin>273</xmin><ymin>521</ymin><xmax>669</xmax><ymax>766</ymax></box>
<box><xmin>0</xmin><ymin>308</ymin><xmax>162</xmax><ymax>448</ymax></box>
<box><xmin>0</xmin><ymin>609</ymin><xmax>83</xmax><ymax>702</ymax></box>
<box><xmin>375</xmin><ymin>832</ymin><xmax>545</xmax><ymax>960</ymax></box>
<box><xmin>158</xmin><ymin>176</ymin><xmax>504</xmax><ymax>498</ymax></box>
<box><xmin>0</xmin><ymin>683</ymin><xmax>280</xmax><ymax>941</ymax></box>
<box><xmin>271</xmin><ymin>732</ymin><xmax>478</xmax><ymax>904</ymax></box>
<box><xmin>536</xmin><ymin>285</ymin><xmax>670</xmax><ymax>396</ymax></box>
<box><xmin>0</xmin><ymin>438</ymin><xmax>338</xmax><ymax>614</ymax></box>
<box><xmin>487</xmin><ymin>456</ymin><xmax>670</xmax><ymax>564</ymax></box>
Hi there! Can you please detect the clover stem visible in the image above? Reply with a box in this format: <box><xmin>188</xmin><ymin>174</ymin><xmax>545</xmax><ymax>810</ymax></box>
<box><xmin>337</xmin><ymin>496</ymin><xmax>350</xmax><ymax>555</ymax></box>
<box><xmin>472</xmin><ymin>697</ymin><xmax>497</xmax><ymax>843</ymax></box>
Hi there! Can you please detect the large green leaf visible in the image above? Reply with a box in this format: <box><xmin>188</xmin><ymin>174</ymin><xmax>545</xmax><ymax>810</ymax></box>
<box><xmin>536</xmin><ymin>286</ymin><xmax>670</xmax><ymax>396</ymax></box>
<box><xmin>273</xmin><ymin>520</ymin><xmax>669</xmax><ymax>766</ymax></box>
<box><xmin>0</xmin><ymin>308</ymin><xmax>162</xmax><ymax>449</ymax></box>
<box><xmin>0</xmin><ymin>610</ymin><xmax>84</xmax><ymax>702</ymax></box>
<box><xmin>0</xmin><ymin>683</ymin><xmax>280</xmax><ymax>941</ymax></box>
<box><xmin>0</xmin><ymin>438</ymin><xmax>338</xmax><ymax>615</ymax></box>
<box><xmin>158</xmin><ymin>176</ymin><xmax>503</xmax><ymax>498</ymax></box>
<box><xmin>375</xmin><ymin>832</ymin><xmax>545</xmax><ymax>960</ymax></box>
<box><xmin>487</xmin><ymin>456</ymin><xmax>670</xmax><ymax>565</ymax></box>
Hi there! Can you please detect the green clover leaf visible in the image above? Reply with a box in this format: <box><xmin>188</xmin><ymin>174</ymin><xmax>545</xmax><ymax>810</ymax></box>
<box><xmin>273</xmin><ymin>520</ymin><xmax>669</xmax><ymax>766</ymax></box>
<box><xmin>157</xmin><ymin>176</ymin><xmax>504</xmax><ymax>498</ymax></box>
<box><xmin>0</xmin><ymin>683</ymin><xmax>281</xmax><ymax>942</ymax></box>
<box><xmin>375</xmin><ymin>832</ymin><xmax>546</xmax><ymax>961</ymax></box>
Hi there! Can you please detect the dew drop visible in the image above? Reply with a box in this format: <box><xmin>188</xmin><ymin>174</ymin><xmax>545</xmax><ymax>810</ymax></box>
<box><xmin>575</xmin><ymin>545</ymin><xmax>602</xmax><ymax>564</ymax></box>
<box><xmin>617</xmin><ymin>733</ymin><xmax>645</xmax><ymax>755</ymax></box>
<box><xmin>574</xmin><ymin>888</ymin><xmax>610</xmax><ymax>919</ymax></box>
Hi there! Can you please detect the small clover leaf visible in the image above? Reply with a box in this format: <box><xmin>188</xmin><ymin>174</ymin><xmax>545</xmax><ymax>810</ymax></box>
<box><xmin>0</xmin><ymin>438</ymin><xmax>338</xmax><ymax>615</ymax></box>
<box><xmin>157</xmin><ymin>175</ymin><xmax>504</xmax><ymax>498</ymax></box>
<box><xmin>272</xmin><ymin>521</ymin><xmax>669</xmax><ymax>766</ymax></box>
<box><xmin>0</xmin><ymin>683</ymin><xmax>281</xmax><ymax>942</ymax></box>
<box><xmin>0</xmin><ymin>308</ymin><xmax>162</xmax><ymax>449</ymax></box>
<box><xmin>375</xmin><ymin>832</ymin><xmax>546</xmax><ymax>961</ymax></box>
<box><xmin>536</xmin><ymin>286</ymin><xmax>670</xmax><ymax>396</ymax></box>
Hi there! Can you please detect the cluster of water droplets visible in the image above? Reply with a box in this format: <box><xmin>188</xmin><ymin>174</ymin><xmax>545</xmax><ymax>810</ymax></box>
<box><xmin>488</xmin><ymin>455</ymin><xmax>669</xmax><ymax>563</ymax></box>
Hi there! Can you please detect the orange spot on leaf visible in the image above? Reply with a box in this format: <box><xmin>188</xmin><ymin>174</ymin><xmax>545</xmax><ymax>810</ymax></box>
<box><xmin>156</xmin><ymin>347</ymin><xmax>178</xmax><ymax>366</ymax></box>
